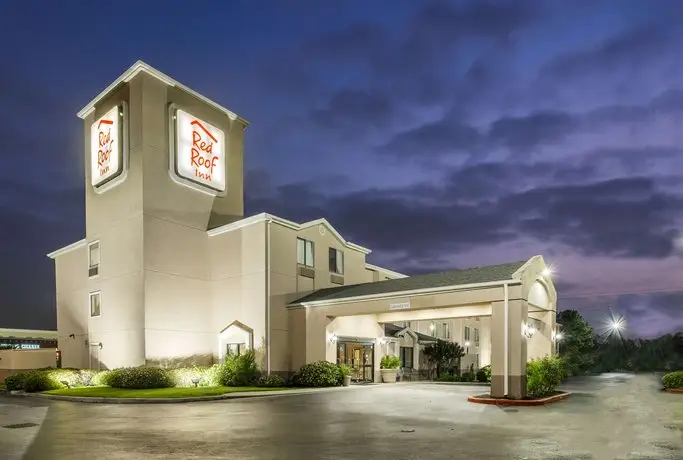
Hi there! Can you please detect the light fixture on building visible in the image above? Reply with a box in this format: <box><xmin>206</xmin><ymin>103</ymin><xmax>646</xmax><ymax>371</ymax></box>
<box><xmin>523</xmin><ymin>323</ymin><xmax>536</xmax><ymax>339</ymax></box>
<box><xmin>329</xmin><ymin>334</ymin><xmax>338</xmax><ymax>344</ymax></box>
<box><xmin>465</xmin><ymin>341</ymin><xmax>470</xmax><ymax>347</ymax></box>
<box><xmin>552</xmin><ymin>331</ymin><xmax>563</xmax><ymax>342</ymax></box>
<box><xmin>542</xmin><ymin>266</ymin><xmax>553</xmax><ymax>278</ymax></box>
<box><xmin>429</xmin><ymin>322</ymin><xmax>435</xmax><ymax>332</ymax></box>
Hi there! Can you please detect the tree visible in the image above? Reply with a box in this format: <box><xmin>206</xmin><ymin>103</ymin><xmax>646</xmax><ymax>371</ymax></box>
<box><xmin>423</xmin><ymin>340</ymin><xmax>465</xmax><ymax>378</ymax></box>
<box><xmin>557</xmin><ymin>309</ymin><xmax>596</xmax><ymax>376</ymax></box>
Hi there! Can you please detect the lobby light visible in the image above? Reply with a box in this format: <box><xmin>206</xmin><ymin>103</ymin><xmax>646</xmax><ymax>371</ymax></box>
<box><xmin>523</xmin><ymin>323</ymin><xmax>536</xmax><ymax>339</ymax></box>
<box><xmin>329</xmin><ymin>334</ymin><xmax>338</xmax><ymax>344</ymax></box>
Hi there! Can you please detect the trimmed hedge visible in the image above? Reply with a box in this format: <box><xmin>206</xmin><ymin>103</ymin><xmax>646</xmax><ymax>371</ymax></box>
<box><xmin>104</xmin><ymin>367</ymin><xmax>174</xmax><ymax>389</ymax></box>
<box><xmin>169</xmin><ymin>365</ymin><xmax>221</xmax><ymax>388</ymax></box>
<box><xmin>291</xmin><ymin>361</ymin><xmax>343</xmax><ymax>387</ymax></box>
<box><xmin>220</xmin><ymin>350</ymin><xmax>260</xmax><ymax>386</ymax></box>
<box><xmin>257</xmin><ymin>374</ymin><xmax>285</xmax><ymax>387</ymax></box>
<box><xmin>662</xmin><ymin>371</ymin><xmax>683</xmax><ymax>389</ymax></box>
<box><xmin>527</xmin><ymin>356</ymin><xmax>564</xmax><ymax>398</ymax></box>
<box><xmin>478</xmin><ymin>365</ymin><xmax>491</xmax><ymax>383</ymax></box>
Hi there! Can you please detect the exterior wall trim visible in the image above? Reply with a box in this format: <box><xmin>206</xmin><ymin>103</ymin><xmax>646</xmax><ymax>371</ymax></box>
<box><xmin>292</xmin><ymin>279</ymin><xmax>522</xmax><ymax>308</ymax></box>
<box><xmin>76</xmin><ymin>60</ymin><xmax>249</xmax><ymax>126</ymax></box>
<box><xmin>365</xmin><ymin>263</ymin><xmax>407</xmax><ymax>279</ymax></box>
<box><xmin>47</xmin><ymin>239</ymin><xmax>87</xmax><ymax>259</ymax></box>
<box><xmin>208</xmin><ymin>212</ymin><xmax>372</xmax><ymax>255</ymax></box>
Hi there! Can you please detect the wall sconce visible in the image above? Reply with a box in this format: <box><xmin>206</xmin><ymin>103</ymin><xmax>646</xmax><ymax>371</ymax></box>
<box><xmin>523</xmin><ymin>324</ymin><xmax>536</xmax><ymax>339</ymax></box>
<box><xmin>552</xmin><ymin>331</ymin><xmax>563</xmax><ymax>342</ymax></box>
<box><xmin>329</xmin><ymin>334</ymin><xmax>338</xmax><ymax>344</ymax></box>
<box><xmin>68</xmin><ymin>334</ymin><xmax>75</xmax><ymax>339</ymax></box>
<box><xmin>429</xmin><ymin>322</ymin><xmax>435</xmax><ymax>332</ymax></box>
<box><xmin>377</xmin><ymin>337</ymin><xmax>389</xmax><ymax>345</ymax></box>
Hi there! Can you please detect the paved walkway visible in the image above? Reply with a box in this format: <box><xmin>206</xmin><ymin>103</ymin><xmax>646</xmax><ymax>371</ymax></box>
<box><xmin>0</xmin><ymin>373</ymin><xmax>681</xmax><ymax>459</ymax></box>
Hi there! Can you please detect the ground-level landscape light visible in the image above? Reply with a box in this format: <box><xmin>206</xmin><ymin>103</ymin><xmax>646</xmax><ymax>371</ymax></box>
<box><xmin>191</xmin><ymin>378</ymin><xmax>200</xmax><ymax>387</ymax></box>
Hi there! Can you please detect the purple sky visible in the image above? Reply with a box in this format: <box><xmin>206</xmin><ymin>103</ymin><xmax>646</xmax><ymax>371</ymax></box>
<box><xmin>0</xmin><ymin>1</ymin><xmax>682</xmax><ymax>337</ymax></box>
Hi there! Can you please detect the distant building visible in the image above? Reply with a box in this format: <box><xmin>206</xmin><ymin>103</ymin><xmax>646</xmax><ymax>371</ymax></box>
<box><xmin>0</xmin><ymin>328</ymin><xmax>58</xmax><ymax>349</ymax></box>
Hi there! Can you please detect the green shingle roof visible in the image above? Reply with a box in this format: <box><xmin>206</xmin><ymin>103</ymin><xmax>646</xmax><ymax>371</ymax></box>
<box><xmin>290</xmin><ymin>259</ymin><xmax>528</xmax><ymax>306</ymax></box>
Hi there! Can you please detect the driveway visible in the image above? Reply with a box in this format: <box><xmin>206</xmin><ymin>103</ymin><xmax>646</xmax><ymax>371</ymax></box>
<box><xmin>1</xmin><ymin>373</ymin><xmax>681</xmax><ymax>459</ymax></box>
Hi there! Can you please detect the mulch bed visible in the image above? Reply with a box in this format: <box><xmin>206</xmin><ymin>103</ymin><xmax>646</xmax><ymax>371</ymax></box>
<box><xmin>664</xmin><ymin>388</ymin><xmax>683</xmax><ymax>394</ymax></box>
<box><xmin>468</xmin><ymin>391</ymin><xmax>571</xmax><ymax>406</ymax></box>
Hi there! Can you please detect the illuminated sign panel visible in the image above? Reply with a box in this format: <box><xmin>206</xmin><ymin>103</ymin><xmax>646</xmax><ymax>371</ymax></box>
<box><xmin>91</xmin><ymin>105</ymin><xmax>124</xmax><ymax>188</ymax></box>
<box><xmin>172</xmin><ymin>108</ymin><xmax>226</xmax><ymax>194</ymax></box>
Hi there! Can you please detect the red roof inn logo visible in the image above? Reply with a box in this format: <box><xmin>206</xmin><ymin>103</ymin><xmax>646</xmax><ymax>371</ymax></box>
<box><xmin>90</xmin><ymin>106</ymin><xmax>123</xmax><ymax>188</ymax></box>
<box><xmin>173</xmin><ymin>108</ymin><xmax>226</xmax><ymax>193</ymax></box>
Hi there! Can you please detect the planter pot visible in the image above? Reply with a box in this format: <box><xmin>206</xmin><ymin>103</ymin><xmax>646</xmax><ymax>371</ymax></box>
<box><xmin>342</xmin><ymin>376</ymin><xmax>351</xmax><ymax>387</ymax></box>
<box><xmin>381</xmin><ymin>369</ymin><xmax>397</xmax><ymax>383</ymax></box>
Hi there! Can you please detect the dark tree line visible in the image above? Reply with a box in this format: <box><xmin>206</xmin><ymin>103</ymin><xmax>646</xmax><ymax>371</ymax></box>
<box><xmin>557</xmin><ymin>309</ymin><xmax>683</xmax><ymax>375</ymax></box>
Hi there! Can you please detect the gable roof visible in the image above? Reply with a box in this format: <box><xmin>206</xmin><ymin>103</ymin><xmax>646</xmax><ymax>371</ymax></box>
<box><xmin>76</xmin><ymin>60</ymin><xmax>248</xmax><ymax>126</ymax></box>
<box><xmin>383</xmin><ymin>323</ymin><xmax>437</xmax><ymax>343</ymax></box>
<box><xmin>290</xmin><ymin>260</ymin><xmax>528</xmax><ymax>306</ymax></box>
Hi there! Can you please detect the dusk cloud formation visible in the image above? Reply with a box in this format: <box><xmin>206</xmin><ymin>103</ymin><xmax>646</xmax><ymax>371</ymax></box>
<box><xmin>0</xmin><ymin>0</ymin><xmax>681</xmax><ymax>337</ymax></box>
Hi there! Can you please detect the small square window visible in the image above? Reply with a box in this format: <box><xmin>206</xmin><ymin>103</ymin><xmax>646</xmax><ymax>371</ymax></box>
<box><xmin>88</xmin><ymin>241</ymin><xmax>100</xmax><ymax>277</ymax></box>
<box><xmin>297</xmin><ymin>238</ymin><xmax>315</xmax><ymax>267</ymax></box>
<box><xmin>328</xmin><ymin>248</ymin><xmax>344</xmax><ymax>274</ymax></box>
<box><xmin>89</xmin><ymin>292</ymin><xmax>101</xmax><ymax>317</ymax></box>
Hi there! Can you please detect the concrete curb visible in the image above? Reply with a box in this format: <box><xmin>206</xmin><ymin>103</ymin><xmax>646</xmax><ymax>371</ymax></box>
<box><xmin>467</xmin><ymin>391</ymin><xmax>572</xmax><ymax>406</ymax></box>
<box><xmin>16</xmin><ymin>385</ymin><xmax>376</xmax><ymax>404</ymax></box>
<box><xmin>664</xmin><ymin>388</ymin><xmax>683</xmax><ymax>394</ymax></box>
<box><xmin>414</xmin><ymin>381</ymin><xmax>490</xmax><ymax>387</ymax></box>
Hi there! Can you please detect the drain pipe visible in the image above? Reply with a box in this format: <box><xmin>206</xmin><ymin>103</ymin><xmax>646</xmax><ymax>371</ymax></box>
<box><xmin>265</xmin><ymin>217</ymin><xmax>272</xmax><ymax>375</ymax></box>
<box><xmin>503</xmin><ymin>282</ymin><xmax>509</xmax><ymax>397</ymax></box>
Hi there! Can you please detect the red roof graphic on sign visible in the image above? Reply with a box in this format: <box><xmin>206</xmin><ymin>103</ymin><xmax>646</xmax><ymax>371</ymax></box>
<box><xmin>98</xmin><ymin>119</ymin><xmax>114</xmax><ymax>128</ymax></box>
<box><xmin>191</xmin><ymin>120</ymin><xmax>218</xmax><ymax>143</ymax></box>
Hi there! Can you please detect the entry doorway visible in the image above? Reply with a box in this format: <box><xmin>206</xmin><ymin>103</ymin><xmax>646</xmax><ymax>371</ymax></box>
<box><xmin>337</xmin><ymin>340</ymin><xmax>375</xmax><ymax>383</ymax></box>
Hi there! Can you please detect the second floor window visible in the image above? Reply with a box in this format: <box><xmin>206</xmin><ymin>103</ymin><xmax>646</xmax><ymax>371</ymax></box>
<box><xmin>297</xmin><ymin>238</ymin><xmax>314</xmax><ymax>267</ymax></box>
<box><xmin>88</xmin><ymin>241</ymin><xmax>100</xmax><ymax>277</ymax></box>
<box><xmin>329</xmin><ymin>248</ymin><xmax>344</xmax><ymax>274</ymax></box>
<box><xmin>464</xmin><ymin>326</ymin><xmax>471</xmax><ymax>342</ymax></box>
<box><xmin>441</xmin><ymin>322</ymin><xmax>450</xmax><ymax>339</ymax></box>
<box><xmin>474</xmin><ymin>328</ymin><xmax>480</xmax><ymax>346</ymax></box>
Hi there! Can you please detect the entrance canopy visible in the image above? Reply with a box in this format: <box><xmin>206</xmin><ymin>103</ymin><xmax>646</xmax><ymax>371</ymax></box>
<box><xmin>288</xmin><ymin>255</ymin><xmax>558</xmax><ymax>399</ymax></box>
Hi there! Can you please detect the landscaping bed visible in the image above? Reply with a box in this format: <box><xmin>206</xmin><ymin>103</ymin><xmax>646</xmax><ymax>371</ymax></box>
<box><xmin>662</xmin><ymin>371</ymin><xmax>683</xmax><ymax>394</ymax></box>
<box><xmin>43</xmin><ymin>385</ymin><xmax>290</xmax><ymax>399</ymax></box>
<box><xmin>468</xmin><ymin>391</ymin><xmax>571</xmax><ymax>406</ymax></box>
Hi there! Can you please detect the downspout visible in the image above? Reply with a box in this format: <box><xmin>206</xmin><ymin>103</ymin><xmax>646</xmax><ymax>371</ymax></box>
<box><xmin>504</xmin><ymin>282</ymin><xmax>509</xmax><ymax>397</ymax></box>
<box><xmin>265</xmin><ymin>218</ymin><xmax>272</xmax><ymax>375</ymax></box>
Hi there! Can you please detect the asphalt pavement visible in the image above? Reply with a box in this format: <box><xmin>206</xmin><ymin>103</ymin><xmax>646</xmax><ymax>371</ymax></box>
<box><xmin>0</xmin><ymin>373</ymin><xmax>681</xmax><ymax>460</ymax></box>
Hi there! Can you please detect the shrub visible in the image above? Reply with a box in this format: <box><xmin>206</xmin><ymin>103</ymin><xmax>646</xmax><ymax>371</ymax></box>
<box><xmin>460</xmin><ymin>372</ymin><xmax>474</xmax><ymax>382</ymax></box>
<box><xmin>257</xmin><ymin>374</ymin><xmax>285</xmax><ymax>387</ymax></box>
<box><xmin>220</xmin><ymin>350</ymin><xmax>260</xmax><ymax>386</ymax></box>
<box><xmin>662</xmin><ymin>371</ymin><xmax>683</xmax><ymax>389</ymax></box>
<box><xmin>169</xmin><ymin>365</ymin><xmax>222</xmax><ymax>388</ymax></box>
<box><xmin>436</xmin><ymin>373</ymin><xmax>460</xmax><ymax>382</ymax></box>
<box><xmin>291</xmin><ymin>361</ymin><xmax>342</xmax><ymax>387</ymax></box>
<box><xmin>380</xmin><ymin>355</ymin><xmax>400</xmax><ymax>369</ymax></box>
<box><xmin>527</xmin><ymin>356</ymin><xmax>564</xmax><ymax>398</ymax></box>
<box><xmin>4</xmin><ymin>373</ymin><xmax>28</xmax><ymax>391</ymax></box>
<box><xmin>478</xmin><ymin>365</ymin><xmax>491</xmax><ymax>383</ymax></box>
<box><xmin>104</xmin><ymin>367</ymin><xmax>174</xmax><ymax>389</ymax></box>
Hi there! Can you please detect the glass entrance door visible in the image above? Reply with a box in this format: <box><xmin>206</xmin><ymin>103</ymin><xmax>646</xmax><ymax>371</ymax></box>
<box><xmin>337</xmin><ymin>341</ymin><xmax>375</xmax><ymax>383</ymax></box>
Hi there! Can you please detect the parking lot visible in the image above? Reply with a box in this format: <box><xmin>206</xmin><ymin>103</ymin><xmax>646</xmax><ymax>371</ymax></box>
<box><xmin>1</xmin><ymin>373</ymin><xmax>681</xmax><ymax>459</ymax></box>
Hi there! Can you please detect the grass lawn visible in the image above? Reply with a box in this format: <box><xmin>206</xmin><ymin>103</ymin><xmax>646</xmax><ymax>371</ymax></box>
<box><xmin>43</xmin><ymin>386</ymin><xmax>292</xmax><ymax>398</ymax></box>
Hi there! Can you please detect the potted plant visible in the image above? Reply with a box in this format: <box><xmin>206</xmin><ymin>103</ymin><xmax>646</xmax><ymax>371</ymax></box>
<box><xmin>380</xmin><ymin>355</ymin><xmax>401</xmax><ymax>383</ymax></box>
<box><xmin>339</xmin><ymin>364</ymin><xmax>352</xmax><ymax>386</ymax></box>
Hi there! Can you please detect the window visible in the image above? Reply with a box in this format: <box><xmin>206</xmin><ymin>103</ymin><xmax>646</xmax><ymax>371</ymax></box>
<box><xmin>464</xmin><ymin>326</ymin><xmax>471</xmax><ymax>342</ymax></box>
<box><xmin>89</xmin><ymin>292</ymin><xmax>101</xmax><ymax>317</ymax></box>
<box><xmin>441</xmin><ymin>322</ymin><xmax>450</xmax><ymax>339</ymax></box>
<box><xmin>328</xmin><ymin>247</ymin><xmax>344</xmax><ymax>274</ymax></box>
<box><xmin>226</xmin><ymin>343</ymin><xmax>245</xmax><ymax>357</ymax></box>
<box><xmin>474</xmin><ymin>328</ymin><xmax>480</xmax><ymax>346</ymax></box>
<box><xmin>430</xmin><ymin>321</ymin><xmax>436</xmax><ymax>337</ymax></box>
<box><xmin>88</xmin><ymin>241</ymin><xmax>100</xmax><ymax>277</ymax></box>
<box><xmin>297</xmin><ymin>238</ymin><xmax>314</xmax><ymax>267</ymax></box>
<box><xmin>400</xmin><ymin>347</ymin><xmax>413</xmax><ymax>369</ymax></box>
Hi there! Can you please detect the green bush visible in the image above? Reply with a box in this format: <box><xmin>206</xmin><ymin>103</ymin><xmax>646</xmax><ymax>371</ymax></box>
<box><xmin>460</xmin><ymin>372</ymin><xmax>474</xmax><ymax>382</ymax></box>
<box><xmin>169</xmin><ymin>365</ymin><xmax>222</xmax><ymax>388</ymax></box>
<box><xmin>527</xmin><ymin>356</ymin><xmax>564</xmax><ymax>398</ymax></box>
<box><xmin>220</xmin><ymin>350</ymin><xmax>260</xmax><ymax>386</ymax></box>
<box><xmin>104</xmin><ymin>367</ymin><xmax>174</xmax><ymax>389</ymax></box>
<box><xmin>291</xmin><ymin>361</ymin><xmax>342</xmax><ymax>387</ymax></box>
<box><xmin>380</xmin><ymin>355</ymin><xmax>400</xmax><ymax>369</ymax></box>
<box><xmin>478</xmin><ymin>365</ymin><xmax>491</xmax><ymax>383</ymax></box>
<box><xmin>257</xmin><ymin>374</ymin><xmax>285</xmax><ymax>387</ymax></box>
<box><xmin>662</xmin><ymin>371</ymin><xmax>683</xmax><ymax>389</ymax></box>
<box><xmin>435</xmin><ymin>373</ymin><xmax>460</xmax><ymax>382</ymax></box>
<box><xmin>4</xmin><ymin>373</ymin><xmax>28</xmax><ymax>391</ymax></box>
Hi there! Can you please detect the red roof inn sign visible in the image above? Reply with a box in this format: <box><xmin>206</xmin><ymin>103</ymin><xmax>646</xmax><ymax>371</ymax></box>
<box><xmin>90</xmin><ymin>102</ymin><xmax>227</xmax><ymax>196</ymax></box>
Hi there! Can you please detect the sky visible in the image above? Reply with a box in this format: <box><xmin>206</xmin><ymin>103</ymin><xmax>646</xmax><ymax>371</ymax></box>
<box><xmin>0</xmin><ymin>0</ymin><xmax>682</xmax><ymax>338</ymax></box>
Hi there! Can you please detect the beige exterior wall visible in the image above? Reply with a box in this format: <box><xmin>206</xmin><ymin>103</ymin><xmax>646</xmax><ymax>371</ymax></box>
<box><xmin>0</xmin><ymin>349</ymin><xmax>57</xmax><ymax>383</ymax></box>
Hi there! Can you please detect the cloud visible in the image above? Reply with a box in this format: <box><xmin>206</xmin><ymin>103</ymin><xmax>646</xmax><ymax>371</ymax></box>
<box><xmin>310</xmin><ymin>89</ymin><xmax>394</xmax><ymax>129</ymax></box>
